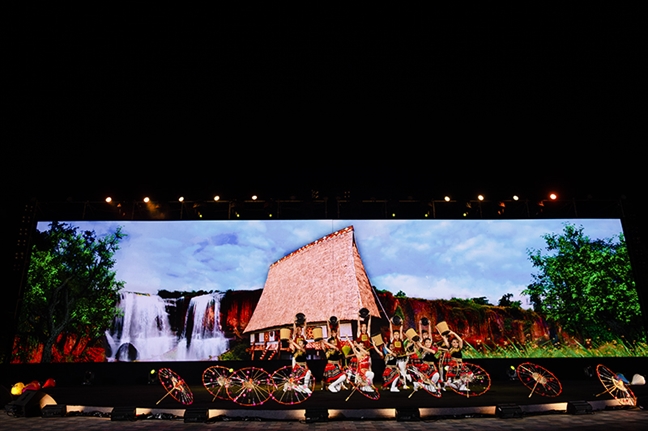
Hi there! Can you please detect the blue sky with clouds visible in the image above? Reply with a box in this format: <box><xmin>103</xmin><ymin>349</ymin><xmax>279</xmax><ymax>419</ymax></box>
<box><xmin>36</xmin><ymin>219</ymin><xmax>626</xmax><ymax>307</ymax></box>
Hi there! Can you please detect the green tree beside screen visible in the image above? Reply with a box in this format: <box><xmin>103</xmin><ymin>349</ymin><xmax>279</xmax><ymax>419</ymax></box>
<box><xmin>18</xmin><ymin>222</ymin><xmax>125</xmax><ymax>363</ymax></box>
<box><xmin>523</xmin><ymin>224</ymin><xmax>643</xmax><ymax>343</ymax></box>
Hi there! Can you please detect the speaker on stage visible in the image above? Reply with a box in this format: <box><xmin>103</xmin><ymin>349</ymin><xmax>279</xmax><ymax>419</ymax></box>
<box><xmin>396</xmin><ymin>407</ymin><xmax>420</xmax><ymax>421</ymax></box>
<box><xmin>184</xmin><ymin>408</ymin><xmax>208</xmax><ymax>423</ymax></box>
<box><xmin>4</xmin><ymin>390</ymin><xmax>56</xmax><ymax>417</ymax></box>
<box><xmin>495</xmin><ymin>404</ymin><xmax>522</xmax><ymax>418</ymax></box>
<box><xmin>567</xmin><ymin>400</ymin><xmax>592</xmax><ymax>415</ymax></box>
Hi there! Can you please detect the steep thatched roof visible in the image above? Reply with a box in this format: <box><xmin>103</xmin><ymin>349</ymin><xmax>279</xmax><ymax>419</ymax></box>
<box><xmin>244</xmin><ymin>226</ymin><xmax>380</xmax><ymax>333</ymax></box>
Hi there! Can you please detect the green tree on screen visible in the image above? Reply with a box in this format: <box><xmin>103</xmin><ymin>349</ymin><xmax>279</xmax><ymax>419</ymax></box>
<box><xmin>523</xmin><ymin>224</ymin><xmax>643</xmax><ymax>342</ymax></box>
<box><xmin>18</xmin><ymin>222</ymin><xmax>125</xmax><ymax>363</ymax></box>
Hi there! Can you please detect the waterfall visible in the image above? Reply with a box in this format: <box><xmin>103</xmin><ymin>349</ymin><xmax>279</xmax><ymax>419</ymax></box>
<box><xmin>106</xmin><ymin>291</ymin><xmax>229</xmax><ymax>362</ymax></box>
<box><xmin>106</xmin><ymin>291</ymin><xmax>176</xmax><ymax>361</ymax></box>
<box><xmin>175</xmin><ymin>293</ymin><xmax>229</xmax><ymax>361</ymax></box>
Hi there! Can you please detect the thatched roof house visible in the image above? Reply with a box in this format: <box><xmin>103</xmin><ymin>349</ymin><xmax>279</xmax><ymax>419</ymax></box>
<box><xmin>244</xmin><ymin>226</ymin><xmax>380</xmax><ymax>335</ymax></box>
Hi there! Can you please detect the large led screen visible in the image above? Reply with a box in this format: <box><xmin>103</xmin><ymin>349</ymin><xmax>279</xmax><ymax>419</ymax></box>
<box><xmin>12</xmin><ymin>219</ymin><xmax>645</xmax><ymax>363</ymax></box>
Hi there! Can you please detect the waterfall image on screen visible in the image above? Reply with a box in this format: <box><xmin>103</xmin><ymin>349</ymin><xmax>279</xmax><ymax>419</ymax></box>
<box><xmin>105</xmin><ymin>291</ymin><xmax>229</xmax><ymax>362</ymax></box>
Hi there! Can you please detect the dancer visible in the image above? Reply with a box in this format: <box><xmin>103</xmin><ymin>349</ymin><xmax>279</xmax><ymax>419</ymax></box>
<box><xmin>388</xmin><ymin>319</ymin><xmax>411</xmax><ymax>391</ymax></box>
<box><xmin>349</xmin><ymin>340</ymin><xmax>375</xmax><ymax>392</ymax></box>
<box><xmin>293</xmin><ymin>314</ymin><xmax>307</xmax><ymax>345</ymax></box>
<box><xmin>442</xmin><ymin>330</ymin><xmax>468</xmax><ymax>391</ymax></box>
<box><xmin>322</xmin><ymin>334</ymin><xmax>347</xmax><ymax>393</ymax></box>
<box><xmin>356</xmin><ymin>314</ymin><xmax>372</xmax><ymax>349</ymax></box>
<box><xmin>288</xmin><ymin>338</ymin><xmax>312</xmax><ymax>394</ymax></box>
<box><xmin>414</xmin><ymin>337</ymin><xmax>441</xmax><ymax>393</ymax></box>
<box><xmin>377</xmin><ymin>339</ymin><xmax>401</xmax><ymax>392</ymax></box>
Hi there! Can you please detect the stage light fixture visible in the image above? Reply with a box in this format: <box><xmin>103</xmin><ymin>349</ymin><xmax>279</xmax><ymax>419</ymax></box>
<box><xmin>82</xmin><ymin>371</ymin><xmax>95</xmax><ymax>385</ymax></box>
<box><xmin>214</xmin><ymin>195</ymin><xmax>220</xmax><ymax>201</ymax></box>
<box><xmin>147</xmin><ymin>369</ymin><xmax>158</xmax><ymax>385</ymax></box>
<box><xmin>478</xmin><ymin>195</ymin><xmax>484</xmax><ymax>201</ymax></box>
<box><xmin>513</xmin><ymin>195</ymin><xmax>519</xmax><ymax>201</ymax></box>
<box><xmin>143</xmin><ymin>197</ymin><xmax>150</xmax><ymax>203</ymax></box>
<box><xmin>41</xmin><ymin>404</ymin><xmax>66</xmax><ymax>418</ymax></box>
<box><xmin>251</xmin><ymin>195</ymin><xmax>258</xmax><ymax>201</ymax></box>
<box><xmin>304</xmin><ymin>408</ymin><xmax>328</xmax><ymax>423</ymax></box>
<box><xmin>495</xmin><ymin>404</ymin><xmax>522</xmax><ymax>418</ymax></box>
<box><xmin>184</xmin><ymin>408</ymin><xmax>208</xmax><ymax>423</ymax></box>
<box><xmin>549</xmin><ymin>193</ymin><xmax>557</xmax><ymax>200</ymax></box>
<box><xmin>444</xmin><ymin>196</ymin><xmax>450</xmax><ymax>202</ymax></box>
<box><xmin>566</xmin><ymin>400</ymin><xmax>592</xmax><ymax>415</ymax></box>
<box><xmin>395</xmin><ymin>407</ymin><xmax>420</xmax><ymax>421</ymax></box>
<box><xmin>178</xmin><ymin>197</ymin><xmax>184</xmax><ymax>202</ymax></box>
<box><xmin>105</xmin><ymin>197</ymin><xmax>112</xmax><ymax>203</ymax></box>
<box><xmin>507</xmin><ymin>365</ymin><xmax>517</xmax><ymax>380</ymax></box>
<box><xmin>111</xmin><ymin>406</ymin><xmax>136</xmax><ymax>421</ymax></box>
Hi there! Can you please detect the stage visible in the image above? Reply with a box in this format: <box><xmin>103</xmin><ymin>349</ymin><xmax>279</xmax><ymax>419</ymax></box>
<box><xmin>3</xmin><ymin>358</ymin><xmax>647</xmax><ymax>421</ymax></box>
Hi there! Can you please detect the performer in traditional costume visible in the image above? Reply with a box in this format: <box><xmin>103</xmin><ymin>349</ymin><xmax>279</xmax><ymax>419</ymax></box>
<box><xmin>356</xmin><ymin>313</ymin><xmax>372</xmax><ymax>349</ymax></box>
<box><xmin>413</xmin><ymin>337</ymin><xmax>440</xmax><ymax>393</ymax></box>
<box><xmin>441</xmin><ymin>329</ymin><xmax>468</xmax><ymax>391</ymax></box>
<box><xmin>349</xmin><ymin>340</ymin><xmax>375</xmax><ymax>392</ymax></box>
<box><xmin>321</xmin><ymin>333</ymin><xmax>347</xmax><ymax>393</ymax></box>
<box><xmin>288</xmin><ymin>337</ymin><xmax>312</xmax><ymax>394</ymax></box>
<box><xmin>387</xmin><ymin>318</ymin><xmax>411</xmax><ymax>391</ymax></box>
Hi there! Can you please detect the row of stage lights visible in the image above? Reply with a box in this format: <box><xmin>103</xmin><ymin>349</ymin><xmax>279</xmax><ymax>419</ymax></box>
<box><xmin>104</xmin><ymin>194</ymin><xmax>560</xmax><ymax>204</ymax></box>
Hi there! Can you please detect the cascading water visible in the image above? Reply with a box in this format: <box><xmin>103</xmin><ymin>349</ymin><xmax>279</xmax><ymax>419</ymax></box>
<box><xmin>106</xmin><ymin>291</ymin><xmax>176</xmax><ymax>361</ymax></box>
<box><xmin>106</xmin><ymin>291</ymin><xmax>229</xmax><ymax>362</ymax></box>
<box><xmin>175</xmin><ymin>292</ymin><xmax>229</xmax><ymax>361</ymax></box>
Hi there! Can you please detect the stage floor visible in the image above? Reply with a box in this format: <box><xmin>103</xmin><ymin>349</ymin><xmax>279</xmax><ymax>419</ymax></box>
<box><xmin>3</xmin><ymin>358</ymin><xmax>647</xmax><ymax>424</ymax></box>
<box><xmin>41</xmin><ymin>379</ymin><xmax>647</xmax><ymax>417</ymax></box>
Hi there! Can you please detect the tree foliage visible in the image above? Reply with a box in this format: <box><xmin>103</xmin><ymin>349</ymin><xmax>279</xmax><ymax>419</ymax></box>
<box><xmin>498</xmin><ymin>293</ymin><xmax>522</xmax><ymax>308</ymax></box>
<box><xmin>523</xmin><ymin>224</ymin><xmax>643</xmax><ymax>342</ymax></box>
<box><xmin>18</xmin><ymin>222</ymin><xmax>125</xmax><ymax>362</ymax></box>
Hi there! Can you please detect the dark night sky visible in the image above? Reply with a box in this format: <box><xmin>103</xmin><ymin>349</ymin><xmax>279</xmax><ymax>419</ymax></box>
<box><xmin>6</xmin><ymin>3</ymin><xmax>645</xmax><ymax>203</ymax></box>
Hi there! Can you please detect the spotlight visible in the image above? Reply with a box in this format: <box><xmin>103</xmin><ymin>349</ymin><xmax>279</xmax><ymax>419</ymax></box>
<box><xmin>178</xmin><ymin>197</ymin><xmax>184</xmax><ymax>202</ymax></box>
<box><xmin>213</xmin><ymin>195</ymin><xmax>220</xmax><ymax>201</ymax></box>
<box><xmin>105</xmin><ymin>197</ymin><xmax>112</xmax><ymax>203</ymax></box>
<box><xmin>143</xmin><ymin>197</ymin><xmax>150</xmax><ymax>203</ymax></box>
<box><xmin>497</xmin><ymin>201</ymin><xmax>506</xmax><ymax>216</ymax></box>
<box><xmin>444</xmin><ymin>196</ymin><xmax>450</xmax><ymax>202</ymax></box>
<box><xmin>477</xmin><ymin>195</ymin><xmax>484</xmax><ymax>201</ymax></box>
<box><xmin>147</xmin><ymin>369</ymin><xmax>158</xmax><ymax>385</ymax></box>
<box><xmin>507</xmin><ymin>365</ymin><xmax>517</xmax><ymax>380</ymax></box>
<box><xmin>631</xmin><ymin>374</ymin><xmax>645</xmax><ymax>385</ymax></box>
<box><xmin>549</xmin><ymin>193</ymin><xmax>557</xmax><ymax>200</ymax></box>
<box><xmin>251</xmin><ymin>195</ymin><xmax>258</xmax><ymax>201</ymax></box>
<box><xmin>513</xmin><ymin>195</ymin><xmax>519</xmax><ymax>201</ymax></box>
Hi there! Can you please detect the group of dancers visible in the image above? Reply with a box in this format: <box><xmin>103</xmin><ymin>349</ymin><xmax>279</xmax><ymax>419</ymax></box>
<box><xmin>285</xmin><ymin>311</ymin><xmax>468</xmax><ymax>395</ymax></box>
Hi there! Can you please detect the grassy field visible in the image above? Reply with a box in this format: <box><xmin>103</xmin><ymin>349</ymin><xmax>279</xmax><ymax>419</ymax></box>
<box><xmin>463</xmin><ymin>337</ymin><xmax>648</xmax><ymax>359</ymax></box>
